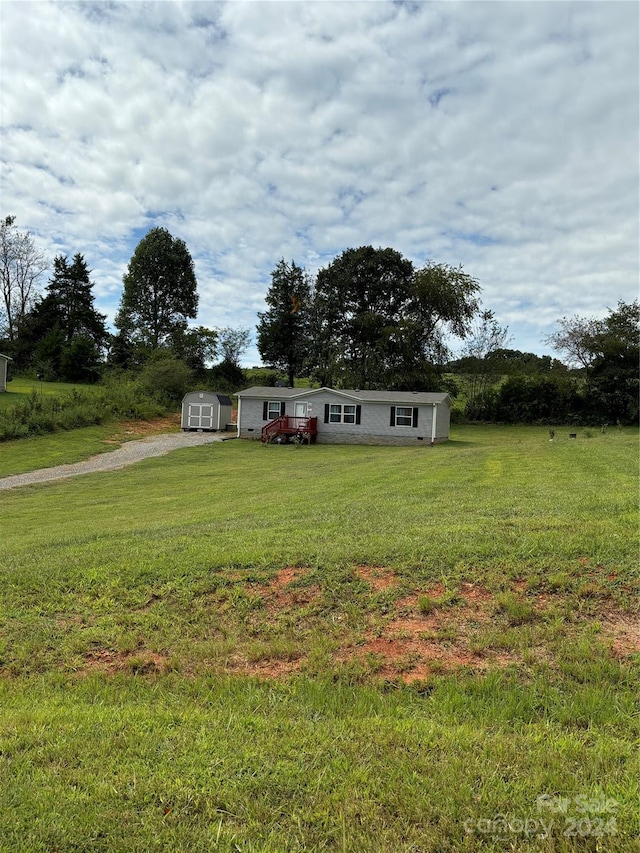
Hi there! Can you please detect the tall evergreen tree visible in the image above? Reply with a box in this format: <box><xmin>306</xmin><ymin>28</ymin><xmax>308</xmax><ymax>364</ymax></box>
<box><xmin>16</xmin><ymin>253</ymin><xmax>107</xmax><ymax>381</ymax></box>
<box><xmin>46</xmin><ymin>254</ymin><xmax>108</xmax><ymax>345</ymax></box>
<box><xmin>256</xmin><ymin>259</ymin><xmax>311</xmax><ymax>386</ymax></box>
<box><xmin>115</xmin><ymin>227</ymin><xmax>198</xmax><ymax>354</ymax></box>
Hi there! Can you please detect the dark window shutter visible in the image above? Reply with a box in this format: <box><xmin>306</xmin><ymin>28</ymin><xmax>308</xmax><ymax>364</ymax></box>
<box><xmin>280</xmin><ymin>402</ymin><xmax>286</xmax><ymax>416</ymax></box>
<box><xmin>413</xmin><ymin>407</ymin><xmax>419</xmax><ymax>428</ymax></box>
<box><xmin>324</xmin><ymin>404</ymin><xmax>330</xmax><ymax>423</ymax></box>
<box><xmin>355</xmin><ymin>405</ymin><xmax>361</xmax><ymax>425</ymax></box>
<box><xmin>263</xmin><ymin>401</ymin><xmax>268</xmax><ymax>420</ymax></box>
<box><xmin>390</xmin><ymin>406</ymin><xmax>396</xmax><ymax>426</ymax></box>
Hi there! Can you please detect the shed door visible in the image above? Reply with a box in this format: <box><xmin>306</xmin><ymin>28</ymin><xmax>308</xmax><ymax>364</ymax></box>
<box><xmin>188</xmin><ymin>404</ymin><xmax>214</xmax><ymax>429</ymax></box>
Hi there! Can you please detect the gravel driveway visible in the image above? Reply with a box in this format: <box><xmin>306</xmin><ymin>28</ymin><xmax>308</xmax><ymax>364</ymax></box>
<box><xmin>0</xmin><ymin>431</ymin><xmax>231</xmax><ymax>491</ymax></box>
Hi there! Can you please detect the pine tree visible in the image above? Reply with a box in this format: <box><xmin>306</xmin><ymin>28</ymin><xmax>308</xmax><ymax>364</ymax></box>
<box><xmin>256</xmin><ymin>259</ymin><xmax>311</xmax><ymax>386</ymax></box>
<box><xmin>19</xmin><ymin>253</ymin><xmax>107</xmax><ymax>381</ymax></box>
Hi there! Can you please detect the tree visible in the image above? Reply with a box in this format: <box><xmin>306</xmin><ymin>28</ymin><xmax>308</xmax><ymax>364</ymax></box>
<box><xmin>544</xmin><ymin>314</ymin><xmax>602</xmax><ymax>374</ymax></box>
<box><xmin>14</xmin><ymin>253</ymin><xmax>107</xmax><ymax>381</ymax></box>
<box><xmin>309</xmin><ymin>247</ymin><xmax>481</xmax><ymax>389</ymax></box>
<box><xmin>457</xmin><ymin>309</ymin><xmax>511</xmax><ymax>419</ymax></box>
<box><xmin>46</xmin><ymin>254</ymin><xmax>108</xmax><ymax>346</ymax></box>
<box><xmin>587</xmin><ymin>301</ymin><xmax>639</xmax><ymax>423</ymax></box>
<box><xmin>218</xmin><ymin>326</ymin><xmax>251</xmax><ymax>366</ymax></box>
<box><xmin>310</xmin><ymin>246</ymin><xmax>415</xmax><ymax>388</ymax></box>
<box><xmin>115</xmin><ymin>227</ymin><xmax>198</xmax><ymax>354</ymax></box>
<box><xmin>410</xmin><ymin>260</ymin><xmax>481</xmax><ymax>362</ymax></box>
<box><xmin>0</xmin><ymin>216</ymin><xmax>48</xmax><ymax>341</ymax></box>
<box><xmin>168</xmin><ymin>325</ymin><xmax>218</xmax><ymax>376</ymax></box>
<box><xmin>256</xmin><ymin>259</ymin><xmax>311</xmax><ymax>386</ymax></box>
<box><xmin>547</xmin><ymin>300</ymin><xmax>639</xmax><ymax>424</ymax></box>
<box><xmin>208</xmin><ymin>327</ymin><xmax>250</xmax><ymax>392</ymax></box>
<box><xmin>137</xmin><ymin>354</ymin><xmax>194</xmax><ymax>403</ymax></box>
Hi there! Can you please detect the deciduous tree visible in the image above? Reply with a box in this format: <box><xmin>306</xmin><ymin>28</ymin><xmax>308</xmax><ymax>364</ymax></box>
<box><xmin>547</xmin><ymin>300</ymin><xmax>639</xmax><ymax>423</ymax></box>
<box><xmin>116</xmin><ymin>227</ymin><xmax>198</xmax><ymax>353</ymax></box>
<box><xmin>0</xmin><ymin>216</ymin><xmax>48</xmax><ymax>341</ymax></box>
<box><xmin>309</xmin><ymin>247</ymin><xmax>481</xmax><ymax>389</ymax></box>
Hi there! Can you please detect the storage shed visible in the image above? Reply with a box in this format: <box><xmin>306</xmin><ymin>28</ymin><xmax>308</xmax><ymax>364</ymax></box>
<box><xmin>0</xmin><ymin>353</ymin><xmax>12</xmax><ymax>393</ymax></box>
<box><xmin>181</xmin><ymin>391</ymin><xmax>233</xmax><ymax>431</ymax></box>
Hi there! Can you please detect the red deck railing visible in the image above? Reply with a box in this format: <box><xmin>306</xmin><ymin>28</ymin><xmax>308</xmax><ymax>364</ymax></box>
<box><xmin>261</xmin><ymin>416</ymin><xmax>318</xmax><ymax>443</ymax></box>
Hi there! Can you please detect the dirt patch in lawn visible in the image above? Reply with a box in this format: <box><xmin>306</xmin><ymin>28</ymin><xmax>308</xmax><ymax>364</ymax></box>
<box><xmin>104</xmin><ymin>415</ymin><xmax>181</xmax><ymax>443</ymax></box>
<box><xmin>335</xmin><ymin>581</ymin><xmax>512</xmax><ymax>681</ymax></box>
<box><xmin>355</xmin><ymin>565</ymin><xmax>400</xmax><ymax>591</ymax></box>
<box><xmin>600</xmin><ymin>613</ymin><xmax>640</xmax><ymax>657</ymax></box>
<box><xmin>80</xmin><ymin>649</ymin><xmax>170</xmax><ymax>676</ymax></box>
<box><xmin>74</xmin><ymin>572</ymin><xmax>638</xmax><ymax>684</ymax></box>
<box><xmin>245</xmin><ymin>567</ymin><xmax>321</xmax><ymax>610</ymax></box>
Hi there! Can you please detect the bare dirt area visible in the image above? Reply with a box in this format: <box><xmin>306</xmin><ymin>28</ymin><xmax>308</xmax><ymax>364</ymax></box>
<box><xmin>77</xmin><ymin>567</ymin><xmax>639</xmax><ymax>683</ymax></box>
<box><xmin>600</xmin><ymin>614</ymin><xmax>640</xmax><ymax>658</ymax></box>
<box><xmin>103</xmin><ymin>414</ymin><xmax>182</xmax><ymax>442</ymax></box>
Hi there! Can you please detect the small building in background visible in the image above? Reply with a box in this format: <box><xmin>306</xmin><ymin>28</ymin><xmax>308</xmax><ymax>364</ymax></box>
<box><xmin>0</xmin><ymin>353</ymin><xmax>12</xmax><ymax>392</ymax></box>
<box><xmin>181</xmin><ymin>391</ymin><xmax>233</xmax><ymax>431</ymax></box>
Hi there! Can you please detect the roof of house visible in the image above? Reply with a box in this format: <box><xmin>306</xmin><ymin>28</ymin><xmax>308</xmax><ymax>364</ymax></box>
<box><xmin>236</xmin><ymin>386</ymin><xmax>450</xmax><ymax>405</ymax></box>
<box><xmin>0</xmin><ymin>353</ymin><xmax>12</xmax><ymax>361</ymax></box>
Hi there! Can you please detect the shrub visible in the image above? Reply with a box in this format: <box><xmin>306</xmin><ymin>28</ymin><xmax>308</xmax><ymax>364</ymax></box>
<box><xmin>0</xmin><ymin>380</ymin><xmax>172</xmax><ymax>442</ymax></box>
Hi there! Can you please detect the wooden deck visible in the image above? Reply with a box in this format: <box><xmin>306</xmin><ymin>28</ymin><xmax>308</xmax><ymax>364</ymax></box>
<box><xmin>261</xmin><ymin>416</ymin><xmax>318</xmax><ymax>444</ymax></box>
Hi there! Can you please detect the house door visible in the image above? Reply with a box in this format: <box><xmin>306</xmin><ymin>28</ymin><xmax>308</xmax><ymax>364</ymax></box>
<box><xmin>294</xmin><ymin>402</ymin><xmax>307</xmax><ymax>418</ymax></box>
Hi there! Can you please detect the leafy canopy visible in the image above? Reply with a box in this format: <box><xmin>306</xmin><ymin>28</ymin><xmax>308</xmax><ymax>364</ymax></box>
<box><xmin>116</xmin><ymin>227</ymin><xmax>198</xmax><ymax>352</ymax></box>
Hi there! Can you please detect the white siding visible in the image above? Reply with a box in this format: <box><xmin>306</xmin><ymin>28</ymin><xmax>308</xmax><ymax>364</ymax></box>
<box><xmin>238</xmin><ymin>389</ymin><xmax>450</xmax><ymax>444</ymax></box>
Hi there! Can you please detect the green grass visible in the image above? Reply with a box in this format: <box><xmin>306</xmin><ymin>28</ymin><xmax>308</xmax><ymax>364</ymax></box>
<box><xmin>0</xmin><ymin>425</ymin><xmax>638</xmax><ymax>850</ymax></box>
<box><xmin>0</xmin><ymin>377</ymin><xmax>97</xmax><ymax>409</ymax></box>
<box><xmin>0</xmin><ymin>424</ymin><xmax>125</xmax><ymax>477</ymax></box>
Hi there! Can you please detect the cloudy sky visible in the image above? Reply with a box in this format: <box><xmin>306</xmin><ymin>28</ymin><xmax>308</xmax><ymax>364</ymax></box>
<box><xmin>1</xmin><ymin>0</ymin><xmax>638</xmax><ymax>366</ymax></box>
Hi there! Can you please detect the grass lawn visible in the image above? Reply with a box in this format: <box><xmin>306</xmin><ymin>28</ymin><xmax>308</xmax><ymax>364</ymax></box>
<box><xmin>0</xmin><ymin>377</ymin><xmax>97</xmax><ymax>409</ymax></box>
<box><xmin>0</xmin><ymin>425</ymin><xmax>638</xmax><ymax>851</ymax></box>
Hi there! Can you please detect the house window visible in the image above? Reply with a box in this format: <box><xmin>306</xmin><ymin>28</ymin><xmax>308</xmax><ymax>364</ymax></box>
<box><xmin>391</xmin><ymin>406</ymin><xmax>418</xmax><ymax>427</ymax></box>
<box><xmin>328</xmin><ymin>404</ymin><xmax>341</xmax><ymax>423</ymax></box>
<box><xmin>263</xmin><ymin>401</ymin><xmax>285</xmax><ymax>420</ymax></box>
<box><xmin>343</xmin><ymin>405</ymin><xmax>356</xmax><ymax>424</ymax></box>
<box><xmin>395</xmin><ymin>406</ymin><xmax>413</xmax><ymax>426</ymax></box>
<box><xmin>324</xmin><ymin>404</ymin><xmax>361</xmax><ymax>424</ymax></box>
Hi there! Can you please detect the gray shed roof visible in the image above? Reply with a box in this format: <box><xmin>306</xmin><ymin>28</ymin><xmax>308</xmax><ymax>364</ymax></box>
<box><xmin>236</xmin><ymin>386</ymin><xmax>450</xmax><ymax>405</ymax></box>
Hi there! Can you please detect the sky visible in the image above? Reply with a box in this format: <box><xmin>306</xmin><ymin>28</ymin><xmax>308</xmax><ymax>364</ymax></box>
<box><xmin>1</xmin><ymin>0</ymin><xmax>638</xmax><ymax>367</ymax></box>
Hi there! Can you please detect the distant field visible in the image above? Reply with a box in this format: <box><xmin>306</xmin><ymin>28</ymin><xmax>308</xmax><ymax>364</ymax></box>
<box><xmin>0</xmin><ymin>377</ymin><xmax>96</xmax><ymax>409</ymax></box>
<box><xmin>0</xmin><ymin>425</ymin><xmax>638</xmax><ymax>851</ymax></box>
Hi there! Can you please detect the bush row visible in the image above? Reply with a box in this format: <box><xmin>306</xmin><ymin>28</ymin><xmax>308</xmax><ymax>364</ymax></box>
<box><xmin>457</xmin><ymin>374</ymin><xmax>638</xmax><ymax>426</ymax></box>
<box><xmin>0</xmin><ymin>380</ymin><xmax>169</xmax><ymax>442</ymax></box>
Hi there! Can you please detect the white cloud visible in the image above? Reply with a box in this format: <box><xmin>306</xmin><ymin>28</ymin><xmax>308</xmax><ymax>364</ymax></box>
<box><xmin>1</xmin><ymin>0</ymin><xmax>637</xmax><ymax>367</ymax></box>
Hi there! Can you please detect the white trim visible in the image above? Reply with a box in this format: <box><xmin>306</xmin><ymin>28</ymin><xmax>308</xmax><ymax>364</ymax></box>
<box><xmin>431</xmin><ymin>403</ymin><xmax>437</xmax><ymax>444</ymax></box>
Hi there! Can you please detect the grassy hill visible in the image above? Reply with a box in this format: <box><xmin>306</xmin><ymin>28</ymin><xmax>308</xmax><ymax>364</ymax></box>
<box><xmin>0</xmin><ymin>425</ymin><xmax>638</xmax><ymax>851</ymax></box>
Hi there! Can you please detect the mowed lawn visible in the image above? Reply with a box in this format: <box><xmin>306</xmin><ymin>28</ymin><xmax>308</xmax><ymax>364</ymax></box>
<box><xmin>0</xmin><ymin>425</ymin><xmax>638</xmax><ymax>852</ymax></box>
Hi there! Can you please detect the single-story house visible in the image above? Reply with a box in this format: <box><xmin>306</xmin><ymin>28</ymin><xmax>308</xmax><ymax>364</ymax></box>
<box><xmin>0</xmin><ymin>353</ymin><xmax>12</xmax><ymax>393</ymax></box>
<box><xmin>181</xmin><ymin>391</ymin><xmax>233</xmax><ymax>431</ymax></box>
<box><xmin>236</xmin><ymin>386</ymin><xmax>451</xmax><ymax>446</ymax></box>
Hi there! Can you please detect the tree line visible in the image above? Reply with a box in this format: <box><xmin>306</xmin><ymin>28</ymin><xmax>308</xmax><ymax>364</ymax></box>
<box><xmin>1</xmin><ymin>216</ymin><xmax>637</xmax><ymax>424</ymax></box>
<box><xmin>0</xmin><ymin>219</ymin><xmax>250</xmax><ymax>394</ymax></box>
